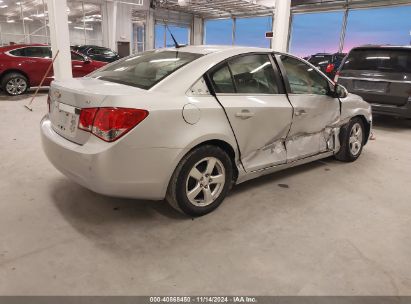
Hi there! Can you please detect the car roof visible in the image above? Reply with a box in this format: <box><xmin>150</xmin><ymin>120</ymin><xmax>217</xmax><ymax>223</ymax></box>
<box><xmin>352</xmin><ymin>45</ymin><xmax>411</xmax><ymax>51</ymax></box>
<box><xmin>0</xmin><ymin>44</ymin><xmax>47</xmax><ymax>51</ymax></box>
<box><xmin>161</xmin><ymin>45</ymin><xmax>273</xmax><ymax>55</ymax></box>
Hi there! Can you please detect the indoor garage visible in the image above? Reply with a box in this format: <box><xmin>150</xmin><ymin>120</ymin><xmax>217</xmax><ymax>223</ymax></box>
<box><xmin>0</xmin><ymin>0</ymin><xmax>411</xmax><ymax>301</ymax></box>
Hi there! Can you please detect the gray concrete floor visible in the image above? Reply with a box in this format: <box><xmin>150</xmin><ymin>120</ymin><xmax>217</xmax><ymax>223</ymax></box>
<box><xmin>1</xmin><ymin>93</ymin><xmax>411</xmax><ymax>296</ymax></box>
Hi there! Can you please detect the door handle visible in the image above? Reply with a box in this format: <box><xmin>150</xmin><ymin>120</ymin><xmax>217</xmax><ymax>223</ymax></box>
<box><xmin>235</xmin><ymin>110</ymin><xmax>255</xmax><ymax>119</ymax></box>
<box><xmin>295</xmin><ymin>109</ymin><xmax>307</xmax><ymax>117</ymax></box>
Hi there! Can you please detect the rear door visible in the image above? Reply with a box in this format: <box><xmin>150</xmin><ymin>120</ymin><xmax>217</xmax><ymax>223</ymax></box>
<box><xmin>209</xmin><ymin>53</ymin><xmax>293</xmax><ymax>172</ymax></box>
<box><xmin>338</xmin><ymin>48</ymin><xmax>411</xmax><ymax>106</ymax></box>
<box><xmin>277</xmin><ymin>54</ymin><xmax>340</xmax><ymax>162</ymax></box>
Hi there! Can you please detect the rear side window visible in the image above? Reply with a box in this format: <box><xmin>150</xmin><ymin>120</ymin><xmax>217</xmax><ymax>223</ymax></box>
<box><xmin>229</xmin><ymin>54</ymin><xmax>279</xmax><ymax>94</ymax></box>
<box><xmin>91</xmin><ymin>50</ymin><xmax>202</xmax><ymax>90</ymax></box>
<box><xmin>211</xmin><ymin>64</ymin><xmax>235</xmax><ymax>93</ymax></box>
<box><xmin>9</xmin><ymin>47</ymin><xmax>51</xmax><ymax>58</ymax></box>
<box><xmin>341</xmin><ymin>49</ymin><xmax>411</xmax><ymax>73</ymax></box>
<box><xmin>210</xmin><ymin>54</ymin><xmax>280</xmax><ymax>94</ymax></box>
<box><xmin>309</xmin><ymin>55</ymin><xmax>332</xmax><ymax>65</ymax></box>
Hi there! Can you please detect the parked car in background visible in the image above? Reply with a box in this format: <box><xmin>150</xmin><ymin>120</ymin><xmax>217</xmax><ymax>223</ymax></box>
<box><xmin>71</xmin><ymin>45</ymin><xmax>121</xmax><ymax>63</ymax></box>
<box><xmin>308</xmin><ymin>53</ymin><xmax>346</xmax><ymax>78</ymax></box>
<box><xmin>336</xmin><ymin>46</ymin><xmax>411</xmax><ymax>118</ymax></box>
<box><xmin>41</xmin><ymin>46</ymin><xmax>372</xmax><ymax>217</ymax></box>
<box><xmin>0</xmin><ymin>44</ymin><xmax>106</xmax><ymax>96</ymax></box>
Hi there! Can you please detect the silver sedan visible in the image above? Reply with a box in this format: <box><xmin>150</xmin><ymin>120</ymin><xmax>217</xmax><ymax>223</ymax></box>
<box><xmin>41</xmin><ymin>46</ymin><xmax>372</xmax><ymax>216</ymax></box>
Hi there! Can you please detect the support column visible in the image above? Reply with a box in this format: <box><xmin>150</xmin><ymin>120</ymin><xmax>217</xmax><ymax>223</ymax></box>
<box><xmin>103</xmin><ymin>0</ymin><xmax>117</xmax><ymax>51</ymax></box>
<box><xmin>46</xmin><ymin>0</ymin><xmax>72</xmax><ymax>80</ymax></box>
<box><xmin>338</xmin><ymin>8</ymin><xmax>349</xmax><ymax>53</ymax></box>
<box><xmin>272</xmin><ymin>0</ymin><xmax>291</xmax><ymax>52</ymax></box>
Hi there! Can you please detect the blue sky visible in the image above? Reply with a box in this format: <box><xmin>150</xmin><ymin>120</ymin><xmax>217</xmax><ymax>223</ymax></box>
<box><xmin>290</xmin><ymin>5</ymin><xmax>411</xmax><ymax>57</ymax></box>
<box><xmin>155</xmin><ymin>5</ymin><xmax>411</xmax><ymax>57</ymax></box>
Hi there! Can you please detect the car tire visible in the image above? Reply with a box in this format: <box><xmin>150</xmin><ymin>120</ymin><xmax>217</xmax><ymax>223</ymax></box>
<box><xmin>166</xmin><ymin>145</ymin><xmax>233</xmax><ymax>217</ymax></box>
<box><xmin>335</xmin><ymin>117</ymin><xmax>365</xmax><ymax>162</ymax></box>
<box><xmin>1</xmin><ymin>72</ymin><xmax>29</xmax><ymax>96</ymax></box>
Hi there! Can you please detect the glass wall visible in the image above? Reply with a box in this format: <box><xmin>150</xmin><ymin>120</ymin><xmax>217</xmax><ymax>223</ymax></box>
<box><xmin>204</xmin><ymin>18</ymin><xmax>233</xmax><ymax>45</ymax></box>
<box><xmin>155</xmin><ymin>23</ymin><xmax>190</xmax><ymax>48</ymax></box>
<box><xmin>289</xmin><ymin>11</ymin><xmax>344</xmax><ymax>58</ymax></box>
<box><xmin>344</xmin><ymin>5</ymin><xmax>411</xmax><ymax>53</ymax></box>
<box><xmin>68</xmin><ymin>1</ymin><xmax>103</xmax><ymax>47</ymax></box>
<box><xmin>235</xmin><ymin>16</ymin><xmax>273</xmax><ymax>48</ymax></box>
<box><xmin>204</xmin><ymin>16</ymin><xmax>273</xmax><ymax>47</ymax></box>
<box><xmin>0</xmin><ymin>1</ymin><xmax>102</xmax><ymax>47</ymax></box>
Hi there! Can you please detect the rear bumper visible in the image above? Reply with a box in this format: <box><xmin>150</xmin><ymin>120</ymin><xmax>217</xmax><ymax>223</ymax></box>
<box><xmin>41</xmin><ymin>116</ymin><xmax>183</xmax><ymax>200</ymax></box>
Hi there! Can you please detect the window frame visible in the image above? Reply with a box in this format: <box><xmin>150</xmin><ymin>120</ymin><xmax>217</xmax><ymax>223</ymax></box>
<box><xmin>275</xmin><ymin>53</ymin><xmax>335</xmax><ymax>96</ymax></box>
<box><xmin>206</xmin><ymin>52</ymin><xmax>286</xmax><ymax>96</ymax></box>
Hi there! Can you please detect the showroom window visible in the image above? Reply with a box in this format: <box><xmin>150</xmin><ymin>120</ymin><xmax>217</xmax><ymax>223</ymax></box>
<box><xmin>280</xmin><ymin>55</ymin><xmax>329</xmax><ymax>95</ymax></box>
<box><xmin>289</xmin><ymin>11</ymin><xmax>345</xmax><ymax>58</ymax></box>
<box><xmin>235</xmin><ymin>16</ymin><xmax>273</xmax><ymax>48</ymax></box>
<box><xmin>155</xmin><ymin>23</ymin><xmax>190</xmax><ymax>49</ymax></box>
<box><xmin>68</xmin><ymin>1</ymin><xmax>103</xmax><ymax>47</ymax></box>
<box><xmin>204</xmin><ymin>18</ymin><xmax>233</xmax><ymax>45</ymax></box>
<box><xmin>204</xmin><ymin>16</ymin><xmax>273</xmax><ymax>47</ymax></box>
<box><xmin>343</xmin><ymin>5</ymin><xmax>411</xmax><ymax>53</ymax></box>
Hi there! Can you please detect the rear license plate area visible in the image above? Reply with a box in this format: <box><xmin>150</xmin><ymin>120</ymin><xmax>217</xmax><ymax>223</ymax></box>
<box><xmin>50</xmin><ymin>101</ymin><xmax>79</xmax><ymax>138</ymax></box>
<box><xmin>354</xmin><ymin>80</ymin><xmax>388</xmax><ymax>93</ymax></box>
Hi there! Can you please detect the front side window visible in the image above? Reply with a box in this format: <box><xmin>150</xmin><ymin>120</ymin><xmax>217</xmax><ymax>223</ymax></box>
<box><xmin>228</xmin><ymin>54</ymin><xmax>279</xmax><ymax>94</ymax></box>
<box><xmin>91</xmin><ymin>50</ymin><xmax>202</xmax><ymax>90</ymax></box>
<box><xmin>280</xmin><ymin>55</ymin><xmax>330</xmax><ymax>95</ymax></box>
<box><xmin>71</xmin><ymin>52</ymin><xmax>85</xmax><ymax>61</ymax></box>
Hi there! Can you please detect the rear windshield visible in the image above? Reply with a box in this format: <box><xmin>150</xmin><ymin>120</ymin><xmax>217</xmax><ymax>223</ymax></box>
<box><xmin>341</xmin><ymin>48</ymin><xmax>411</xmax><ymax>73</ymax></box>
<box><xmin>309</xmin><ymin>55</ymin><xmax>332</xmax><ymax>65</ymax></box>
<box><xmin>91</xmin><ymin>50</ymin><xmax>202</xmax><ymax>89</ymax></box>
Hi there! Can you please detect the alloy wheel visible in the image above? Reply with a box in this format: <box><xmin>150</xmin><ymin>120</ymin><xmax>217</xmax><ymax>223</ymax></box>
<box><xmin>185</xmin><ymin>157</ymin><xmax>226</xmax><ymax>207</ymax></box>
<box><xmin>6</xmin><ymin>78</ymin><xmax>27</xmax><ymax>96</ymax></box>
<box><xmin>349</xmin><ymin>122</ymin><xmax>363</xmax><ymax>156</ymax></box>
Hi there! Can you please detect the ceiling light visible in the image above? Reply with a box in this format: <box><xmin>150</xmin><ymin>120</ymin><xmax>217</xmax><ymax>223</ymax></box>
<box><xmin>7</xmin><ymin>19</ymin><xmax>15</xmax><ymax>23</ymax></box>
<box><xmin>0</xmin><ymin>4</ymin><xmax>7</xmax><ymax>8</ymax></box>
<box><xmin>23</xmin><ymin>17</ymin><xmax>33</xmax><ymax>21</ymax></box>
<box><xmin>74</xmin><ymin>26</ymin><xmax>93</xmax><ymax>31</ymax></box>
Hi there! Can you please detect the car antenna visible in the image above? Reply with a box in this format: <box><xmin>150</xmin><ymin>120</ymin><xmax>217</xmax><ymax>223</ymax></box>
<box><xmin>165</xmin><ymin>24</ymin><xmax>181</xmax><ymax>49</ymax></box>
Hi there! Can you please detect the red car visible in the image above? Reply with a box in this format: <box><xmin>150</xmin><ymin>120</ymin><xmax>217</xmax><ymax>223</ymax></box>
<box><xmin>0</xmin><ymin>44</ymin><xmax>107</xmax><ymax>96</ymax></box>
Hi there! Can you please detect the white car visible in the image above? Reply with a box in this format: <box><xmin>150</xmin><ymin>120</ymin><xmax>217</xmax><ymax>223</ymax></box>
<box><xmin>41</xmin><ymin>46</ymin><xmax>372</xmax><ymax>216</ymax></box>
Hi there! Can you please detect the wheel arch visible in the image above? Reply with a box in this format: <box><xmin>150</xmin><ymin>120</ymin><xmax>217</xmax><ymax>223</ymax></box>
<box><xmin>0</xmin><ymin>69</ymin><xmax>30</xmax><ymax>86</ymax></box>
<box><xmin>355</xmin><ymin>115</ymin><xmax>371</xmax><ymax>145</ymax></box>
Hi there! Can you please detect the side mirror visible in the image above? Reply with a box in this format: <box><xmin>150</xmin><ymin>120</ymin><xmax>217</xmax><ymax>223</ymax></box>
<box><xmin>334</xmin><ymin>84</ymin><xmax>348</xmax><ymax>99</ymax></box>
<box><xmin>84</xmin><ymin>59</ymin><xmax>91</xmax><ymax>64</ymax></box>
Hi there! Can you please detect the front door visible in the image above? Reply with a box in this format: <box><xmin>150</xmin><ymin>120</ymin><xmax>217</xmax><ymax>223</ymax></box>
<box><xmin>209</xmin><ymin>54</ymin><xmax>293</xmax><ymax>172</ymax></box>
<box><xmin>277</xmin><ymin>54</ymin><xmax>340</xmax><ymax>162</ymax></box>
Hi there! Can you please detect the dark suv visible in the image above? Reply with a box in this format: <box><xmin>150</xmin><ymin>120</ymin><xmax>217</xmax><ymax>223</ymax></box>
<box><xmin>308</xmin><ymin>53</ymin><xmax>346</xmax><ymax>78</ymax></box>
<box><xmin>337</xmin><ymin>46</ymin><xmax>411</xmax><ymax>118</ymax></box>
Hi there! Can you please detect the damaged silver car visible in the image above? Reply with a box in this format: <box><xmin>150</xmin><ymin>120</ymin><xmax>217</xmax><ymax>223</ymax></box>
<box><xmin>41</xmin><ymin>46</ymin><xmax>372</xmax><ymax>216</ymax></box>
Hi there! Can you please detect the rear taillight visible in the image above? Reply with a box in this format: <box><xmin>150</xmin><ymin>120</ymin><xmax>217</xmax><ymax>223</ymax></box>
<box><xmin>78</xmin><ymin>108</ymin><xmax>98</xmax><ymax>132</ymax></box>
<box><xmin>326</xmin><ymin>63</ymin><xmax>335</xmax><ymax>74</ymax></box>
<box><xmin>78</xmin><ymin>107</ymin><xmax>148</xmax><ymax>142</ymax></box>
<box><xmin>334</xmin><ymin>71</ymin><xmax>340</xmax><ymax>83</ymax></box>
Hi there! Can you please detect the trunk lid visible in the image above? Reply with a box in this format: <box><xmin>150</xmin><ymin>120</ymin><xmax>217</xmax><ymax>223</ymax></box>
<box><xmin>48</xmin><ymin>77</ymin><xmax>148</xmax><ymax>145</ymax></box>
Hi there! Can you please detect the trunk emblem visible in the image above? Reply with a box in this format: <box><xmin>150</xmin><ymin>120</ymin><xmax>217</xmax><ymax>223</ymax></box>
<box><xmin>54</xmin><ymin>91</ymin><xmax>61</xmax><ymax>99</ymax></box>
<box><xmin>86</xmin><ymin>100</ymin><xmax>91</xmax><ymax>104</ymax></box>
